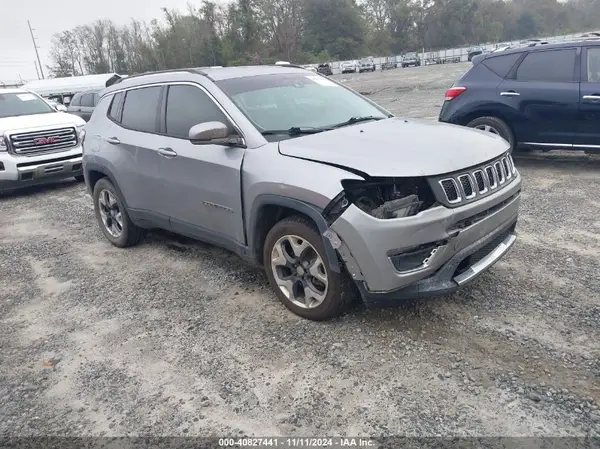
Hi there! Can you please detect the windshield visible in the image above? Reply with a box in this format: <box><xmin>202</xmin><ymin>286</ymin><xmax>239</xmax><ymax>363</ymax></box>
<box><xmin>216</xmin><ymin>73</ymin><xmax>389</xmax><ymax>138</ymax></box>
<box><xmin>0</xmin><ymin>92</ymin><xmax>54</xmax><ymax>118</ymax></box>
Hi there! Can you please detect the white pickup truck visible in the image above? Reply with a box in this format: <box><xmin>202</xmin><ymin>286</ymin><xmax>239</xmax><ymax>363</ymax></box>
<box><xmin>0</xmin><ymin>88</ymin><xmax>86</xmax><ymax>190</ymax></box>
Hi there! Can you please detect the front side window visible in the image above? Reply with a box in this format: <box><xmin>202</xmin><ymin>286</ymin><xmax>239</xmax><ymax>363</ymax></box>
<box><xmin>0</xmin><ymin>92</ymin><xmax>55</xmax><ymax>118</ymax></box>
<box><xmin>216</xmin><ymin>73</ymin><xmax>388</xmax><ymax>139</ymax></box>
<box><xmin>587</xmin><ymin>48</ymin><xmax>600</xmax><ymax>82</ymax></box>
<box><xmin>516</xmin><ymin>49</ymin><xmax>576</xmax><ymax>82</ymax></box>
<box><xmin>165</xmin><ymin>84</ymin><xmax>231</xmax><ymax>139</ymax></box>
<box><xmin>121</xmin><ymin>86</ymin><xmax>161</xmax><ymax>133</ymax></box>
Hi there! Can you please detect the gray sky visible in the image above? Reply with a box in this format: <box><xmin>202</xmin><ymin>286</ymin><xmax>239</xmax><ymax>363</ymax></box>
<box><xmin>0</xmin><ymin>0</ymin><xmax>206</xmax><ymax>83</ymax></box>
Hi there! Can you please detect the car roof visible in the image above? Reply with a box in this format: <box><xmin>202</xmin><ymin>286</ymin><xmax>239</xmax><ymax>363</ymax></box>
<box><xmin>484</xmin><ymin>39</ymin><xmax>600</xmax><ymax>58</ymax></box>
<box><xmin>102</xmin><ymin>65</ymin><xmax>311</xmax><ymax>96</ymax></box>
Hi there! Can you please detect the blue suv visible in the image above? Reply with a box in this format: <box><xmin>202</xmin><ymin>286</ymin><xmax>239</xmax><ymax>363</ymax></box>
<box><xmin>439</xmin><ymin>40</ymin><xmax>600</xmax><ymax>153</ymax></box>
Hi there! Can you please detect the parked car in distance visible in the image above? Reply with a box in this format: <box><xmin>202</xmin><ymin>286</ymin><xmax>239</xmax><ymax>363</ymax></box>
<box><xmin>0</xmin><ymin>88</ymin><xmax>86</xmax><ymax>190</ymax></box>
<box><xmin>67</xmin><ymin>89</ymin><xmax>101</xmax><ymax>122</ymax></box>
<box><xmin>359</xmin><ymin>57</ymin><xmax>376</xmax><ymax>73</ymax></box>
<box><xmin>341</xmin><ymin>60</ymin><xmax>358</xmax><ymax>73</ymax></box>
<box><xmin>439</xmin><ymin>40</ymin><xmax>600</xmax><ymax>153</ymax></box>
<box><xmin>468</xmin><ymin>46</ymin><xmax>484</xmax><ymax>61</ymax></box>
<box><xmin>401</xmin><ymin>54</ymin><xmax>421</xmax><ymax>67</ymax></box>
<box><xmin>83</xmin><ymin>65</ymin><xmax>521</xmax><ymax>321</ymax></box>
<box><xmin>317</xmin><ymin>63</ymin><xmax>333</xmax><ymax>76</ymax></box>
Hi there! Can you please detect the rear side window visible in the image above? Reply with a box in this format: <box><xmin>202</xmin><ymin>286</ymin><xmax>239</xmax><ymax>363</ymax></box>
<box><xmin>516</xmin><ymin>49</ymin><xmax>577</xmax><ymax>82</ymax></box>
<box><xmin>165</xmin><ymin>84</ymin><xmax>231</xmax><ymax>139</ymax></box>
<box><xmin>80</xmin><ymin>93</ymin><xmax>94</xmax><ymax>107</ymax></box>
<box><xmin>587</xmin><ymin>47</ymin><xmax>600</xmax><ymax>82</ymax></box>
<box><xmin>482</xmin><ymin>53</ymin><xmax>521</xmax><ymax>78</ymax></box>
<box><xmin>108</xmin><ymin>92</ymin><xmax>124</xmax><ymax>122</ymax></box>
<box><xmin>121</xmin><ymin>87</ymin><xmax>161</xmax><ymax>133</ymax></box>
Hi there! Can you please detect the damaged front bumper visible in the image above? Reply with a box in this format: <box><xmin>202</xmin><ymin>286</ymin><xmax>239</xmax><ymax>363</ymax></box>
<box><xmin>326</xmin><ymin>173</ymin><xmax>521</xmax><ymax>305</ymax></box>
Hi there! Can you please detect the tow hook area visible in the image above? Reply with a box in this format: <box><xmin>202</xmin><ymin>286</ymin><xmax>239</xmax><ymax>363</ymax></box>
<box><xmin>323</xmin><ymin>228</ymin><xmax>364</xmax><ymax>281</ymax></box>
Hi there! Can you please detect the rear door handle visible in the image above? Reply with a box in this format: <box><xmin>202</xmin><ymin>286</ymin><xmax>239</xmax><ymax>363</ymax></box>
<box><xmin>582</xmin><ymin>95</ymin><xmax>600</xmax><ymax>101</ymax></box>
<box><xmin>500</xmin><ymin>91</ymin><xmax>520</xmax><ymax>97</ymax></box>
<box><xmin>106</xmin><ymin>136</ymin><xmax>120</xmax><ymax>145</ymax></box>
<box><xmin>158</xmin><ymin>147</ymin><xmax>177</xmax><ymax>158</ymax></box>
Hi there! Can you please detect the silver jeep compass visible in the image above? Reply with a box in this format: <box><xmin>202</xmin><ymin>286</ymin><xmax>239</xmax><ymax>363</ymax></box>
<box><xmin>82</xmin><ymin>65</ymin><xmax>521</xmax><ymax>321</ymax></box>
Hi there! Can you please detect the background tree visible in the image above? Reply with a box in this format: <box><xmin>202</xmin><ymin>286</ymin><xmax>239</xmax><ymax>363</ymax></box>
<box><xmin>48</xmin><ymin>0</ymin><xmax>600</xmax><ymax>76</ymax></box>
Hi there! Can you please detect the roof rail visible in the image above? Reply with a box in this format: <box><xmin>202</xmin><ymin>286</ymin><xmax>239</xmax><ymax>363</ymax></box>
<box><xmin>112</xmin><ymin>67</ymin><xmax>207</xmax><ymax>84</ymax></box>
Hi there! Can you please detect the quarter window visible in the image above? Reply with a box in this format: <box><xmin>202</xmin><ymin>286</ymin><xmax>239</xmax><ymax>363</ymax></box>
<box><xmin>121</xmin><ymin>86</ymin><xmax>161</xmax><ymax>133</ymax></box>
<box><xmin>165</xmin><ymin>84</ymin><xmax>231</xmax><ymax>139</ymax></box>
<box><xmin>482</xmin><ymin>53</ymin><xmax>521</xmax><ymax>78</ymax></box>
<box><xmin>108</xmin><ymin>92</ymin><xmax>124</xmax><ymax>123</ymax></box>
<box><xmin>516</xmin><ymin>49</ymin><xmax>576</xmax><ymax>82</ymax></box>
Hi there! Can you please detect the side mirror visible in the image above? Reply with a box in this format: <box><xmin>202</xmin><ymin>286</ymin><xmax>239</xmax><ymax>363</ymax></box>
<box><xmin>189</xmin><ymin>121</ymin><xmax>245</xmax><ymax>148</ymax></box>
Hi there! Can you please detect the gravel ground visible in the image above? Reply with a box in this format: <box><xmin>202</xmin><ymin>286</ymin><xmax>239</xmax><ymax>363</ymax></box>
<box><xmin>1</xmin><ymin>63</ymin><xmax>599</xmax><ymax>438</ymax></box>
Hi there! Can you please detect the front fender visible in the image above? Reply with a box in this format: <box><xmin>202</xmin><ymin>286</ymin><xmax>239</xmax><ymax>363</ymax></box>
<box><xmin>248</xmin><ymin>194</ymin><xmax>342</xmax><ymax>273</ymax></box>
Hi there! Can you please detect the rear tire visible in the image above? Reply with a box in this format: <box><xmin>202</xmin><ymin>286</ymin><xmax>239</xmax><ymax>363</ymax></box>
<box><xmin>263</xmin><ymin>215</ymin><xmax>355</xmax><ymax>321</ymax></box>
<box><xmin>93</xmin><ymin>177</ymin><xmax>146</xmax><ymax>248</ymax></box>
<box><xmin>467</xmin><ymin>116</ymin><xmax>515</xmax><ymax>153</ymax></box>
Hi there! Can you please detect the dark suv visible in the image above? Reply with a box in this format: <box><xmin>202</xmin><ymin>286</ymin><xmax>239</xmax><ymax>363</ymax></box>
<box><xmin>439</xmin><ymin>41</ymin><xmax>600</xmax><ymax>153</ymax></box>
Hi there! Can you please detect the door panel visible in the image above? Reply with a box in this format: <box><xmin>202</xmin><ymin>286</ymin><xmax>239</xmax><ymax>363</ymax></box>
<box><xmin>111</xmin><ymin>85</ymin><xmax>164</xmax><ymax>214</ymax></box>
<box><xmin>498</xmin><ymin>48</ymin><xmax>579</xmax><ymax>146</ymax></box>
<box><xmin>158</xmin><ymin>139</ymin><xmax>246</xmax><ymax>245</ymax></box>
<box><xmin>575</xmin><ymin>47</ymin><xmax>600</xmax><ymax>149</ymax></box>
<box><xmin>157</xmin><ymin>83</ymin><xmax>246</xmax><ymax>245</ymax></box>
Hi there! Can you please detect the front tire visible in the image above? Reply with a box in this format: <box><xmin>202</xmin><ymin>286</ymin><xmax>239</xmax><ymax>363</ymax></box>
<box><xmin>263</xmin><ymin>216</ymin><xmax>355</xmax><ymax>321</ymax></box>
<box><xmin>92</xmin><ymin>177</ymin><xmax>145</xmax><ymax>248</ymax></box>
<box><xmin>467</xmin><ymin>116</ymin><xmax>515</xmax><ymax>152</ymax></box>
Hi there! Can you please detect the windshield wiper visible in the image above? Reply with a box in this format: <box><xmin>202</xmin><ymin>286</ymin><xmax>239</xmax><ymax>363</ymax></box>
<box><xmin>261</xmin><ymin>126</ymin><xmax>331</xmax><ymax>136</ymax></box>
<box><xmin>330</xmin><ymin>116</ymin><xmax>385</xmax><ymax>129</ymax></box>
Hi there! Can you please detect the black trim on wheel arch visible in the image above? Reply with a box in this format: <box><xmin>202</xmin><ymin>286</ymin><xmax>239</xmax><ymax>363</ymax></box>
<box><xmin>84</xmin><ymin>162</ymin><xmax>131</xmax><ymax>210</ymax></box>
<box><xmin>248</xmin><ymin>194</ymin><xmax>341</xmax><ymax>274</ymax></box>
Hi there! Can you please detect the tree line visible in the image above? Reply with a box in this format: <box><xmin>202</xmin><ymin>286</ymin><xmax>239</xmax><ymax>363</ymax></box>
<box><xmin>48</xmin><ymin>0</ymin><xmax>600</xmax><ymax>77</ymax></box>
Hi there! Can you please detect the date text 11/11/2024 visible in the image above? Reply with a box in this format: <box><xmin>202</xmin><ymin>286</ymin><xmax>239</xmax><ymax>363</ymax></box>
<box><xmin>218</xmin><ymin>438</ymin><xmax>375</xmax><ymax>447</ymax></box>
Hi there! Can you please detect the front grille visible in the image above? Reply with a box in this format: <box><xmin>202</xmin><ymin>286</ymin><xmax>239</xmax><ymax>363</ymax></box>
<box><xmin>9</xmin><ymin>127</ymin><xmax>77</xmax><ymax>155</ymax></box>
<box><xmin>440</xmin><ymin>179</ymin><xmax>460</xmax><ymax>203</ymax></box>
<box><xmin>434</xmin><ymin>153</ymin><xmax>516</xmax><ymax>206</ymax></box>
<box><xmin>458</xmin><ymin>174</ymin><xmax>475</xmax><ymax>199</ymax></box>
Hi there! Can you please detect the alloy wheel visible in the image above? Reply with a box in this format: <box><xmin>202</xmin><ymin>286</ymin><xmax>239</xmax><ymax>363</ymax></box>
<box><xmin>98</xmin><ymin>189</ymin><xmax>124</xmax><ymax>238</ymax></box>
<box><xmin>474</xmin><ymin>124</ymin><xmax>500</xmax><ymax>135</ymax></box>
<box><xmin>270</xmin><ymin>235</ymin><xmax>329</xmax><ymax>309</ymax></box>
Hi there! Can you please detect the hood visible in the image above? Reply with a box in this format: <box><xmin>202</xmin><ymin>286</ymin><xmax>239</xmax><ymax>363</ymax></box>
<box><xmin>278</xmin><ymin>117</ymin><xmax>510</xmax><ymax>177</ymax></box>
<box><xmin>0</xmin><ymin>112</ymin><xmax>84</xmax><ymax>134</ymax></box>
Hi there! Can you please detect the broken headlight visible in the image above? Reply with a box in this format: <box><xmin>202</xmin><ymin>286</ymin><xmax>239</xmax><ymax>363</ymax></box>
<box><xmin>323</xmin><ymin>177</ymin><xmax>437</xmax><ymax>223</ymax></box>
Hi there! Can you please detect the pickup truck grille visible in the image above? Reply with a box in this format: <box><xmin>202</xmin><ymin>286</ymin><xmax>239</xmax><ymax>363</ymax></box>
<box><xmin>432</xmin><ymin>153</ymin><xmax>517</xmax><ymax>207</ymax></box>
<box><xmin>9</xmin><ymin>127</ymin><xmax>77</xmax><ymax>155</ymax></box>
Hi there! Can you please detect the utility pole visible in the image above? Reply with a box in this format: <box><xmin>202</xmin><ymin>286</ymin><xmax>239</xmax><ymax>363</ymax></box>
<box><xmin>27</xmin><ymin>20</ymin><xmax>44</xmax><ymax>79</ymax></box>
<box><xmin>34</xmin><ymin>61</ymin><xmax>40</xmax><ymax>80</ymax></box>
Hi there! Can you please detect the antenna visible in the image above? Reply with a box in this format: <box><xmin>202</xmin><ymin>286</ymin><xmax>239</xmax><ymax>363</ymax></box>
<box><xmin>27</xmin><ymin>20</ymin><xmax>44</xmax><ymax>79</ymax></box>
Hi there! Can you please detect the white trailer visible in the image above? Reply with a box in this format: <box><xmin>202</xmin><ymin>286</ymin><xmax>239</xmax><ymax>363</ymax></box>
<box><xmin>22</xmin><ymin>73</ymin><xmax>123</xmax><ymax>106</ymax></box>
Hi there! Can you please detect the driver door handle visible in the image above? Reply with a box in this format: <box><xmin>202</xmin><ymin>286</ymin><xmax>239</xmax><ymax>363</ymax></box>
<box><xmin>106</xmin><ymin>136</ymin><xmax>120</xmax><ymax>145</ymax></box>
<box><xmin>500</xmin><ymin>91</ymin><xmax>520</xmax><ymax>97</ymax></box>
<box><xmin>158</xmin><ymin>147</ymin><xmax>178</xmax><ymax>158</ymax></box>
